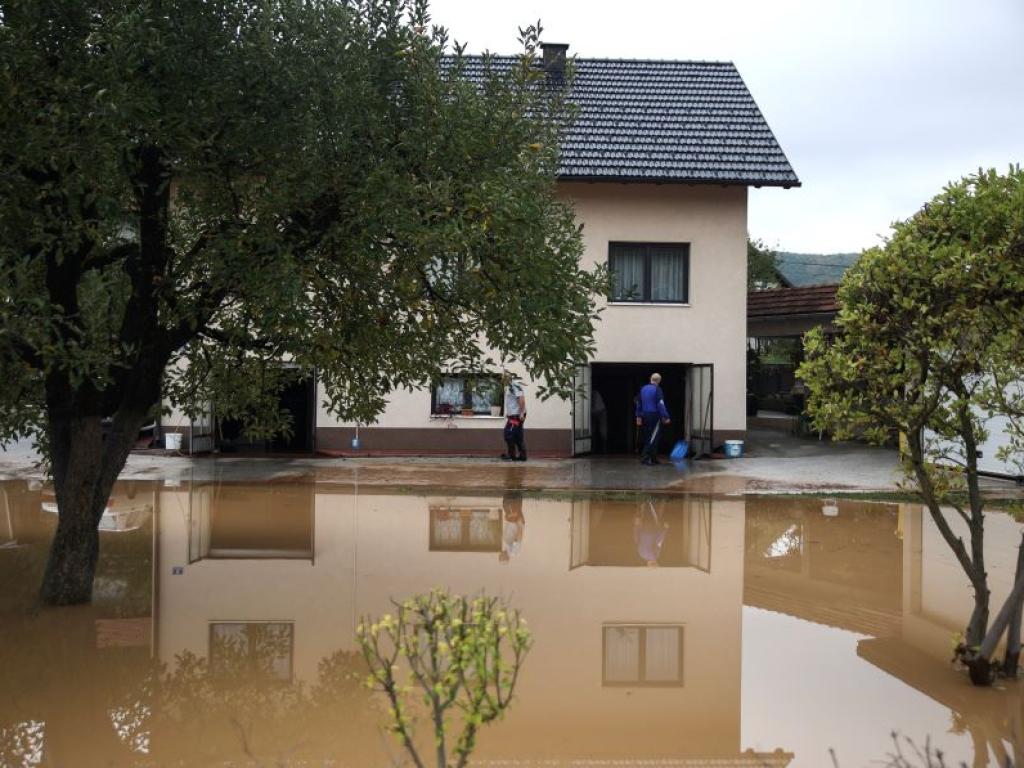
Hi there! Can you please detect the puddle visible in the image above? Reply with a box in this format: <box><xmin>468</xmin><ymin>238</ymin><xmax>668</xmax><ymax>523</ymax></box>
<box><xmin>1</xmin><ymin>479</ymin><xmax>1023</xmax><ymax>767</ymax></box>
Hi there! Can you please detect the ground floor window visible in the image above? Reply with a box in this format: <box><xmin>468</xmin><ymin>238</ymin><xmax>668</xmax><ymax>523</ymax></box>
<box><xmin>431</xmin><ymin>374</ymin><xmax>502</xmax><ymax>415</ymax></box>
<box><xmin>602</xmin><ymin>624</ymin><xmax>684</xmax><ymax>686</ymax></box>
<box><xmin>429</xmin><ymin>505</ymin><xmax>503</xmax><ymax>551</ymax></box>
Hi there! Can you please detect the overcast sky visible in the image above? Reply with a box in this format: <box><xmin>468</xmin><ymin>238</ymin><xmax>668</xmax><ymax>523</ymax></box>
<box><xmin>427</xmin><ymin>0</ymin><xmax>1024</xmax><ymax>254</ymax></box>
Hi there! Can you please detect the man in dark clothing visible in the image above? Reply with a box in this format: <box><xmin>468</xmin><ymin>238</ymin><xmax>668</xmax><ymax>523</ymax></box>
<box><xmin>500</xmin><ymin>372</ymin><xmax>527</xmax><ymax>461</ymax></box>
<box><xmin>635</xmin><ymin>373</ymin><xmax>671</xmax><ymax>466</ymax></box>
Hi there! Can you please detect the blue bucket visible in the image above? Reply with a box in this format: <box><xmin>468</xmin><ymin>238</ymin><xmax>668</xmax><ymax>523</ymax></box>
<box><xmin>724</xmin><ymin>440</ymin><xmax>744</xmax><ymax>458</ymax></box>
<box><xmin>670</xmin><ymin>440</ymin><xmax>688</xmax><ymax>461</ymax></box>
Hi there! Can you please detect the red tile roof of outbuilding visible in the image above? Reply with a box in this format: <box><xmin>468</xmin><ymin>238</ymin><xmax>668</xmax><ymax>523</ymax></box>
<box><xmin>748</xmin><ymin>284</ymin><xmax>839</xmax><ymax>319</ymax></box>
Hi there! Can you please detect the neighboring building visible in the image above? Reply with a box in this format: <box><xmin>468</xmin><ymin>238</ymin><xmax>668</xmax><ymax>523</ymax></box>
<box><xmin>747</xmin><ymin>285</ymin><xmax>838</xmax><ymax>414</ymax></box>
<box><xmin>174</xmin><ymin>44</ymin><xmax>800</xmax><ymax>456</ymax></box>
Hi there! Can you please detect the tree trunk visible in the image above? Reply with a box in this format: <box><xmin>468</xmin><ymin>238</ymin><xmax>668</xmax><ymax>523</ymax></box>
<box><xmin>39</xmin><ymin>410</ymin><xmax>148</xmax><ymax>605</ymax></box>
<box><xmin>967</xmin><ymin>563</ymin><xmax>1024</xmax><ymax>686</ymax></box>
<box><xmin>1003</xmin><ymin>534</ymin><xmax>1024</xmax><ymax>677</ymax></box>
<box><xmin>40</xmin><ymin>497</ymin><xmax>105</xmax><ymax>605</ymax></box>
<box><xmin>965</xmin><ymin>583</ymin><xmax>991</xmax><ymax>649</ymax></box>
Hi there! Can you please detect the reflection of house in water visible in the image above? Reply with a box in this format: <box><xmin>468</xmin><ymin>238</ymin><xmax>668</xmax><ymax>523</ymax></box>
<box><xmin>857</xmin><ymin>505</ymin><xmax>1024</xmax><ymax>767</ymax></box>
<box><xmin>571</xmin><ymin>496</ymin><xmax>711</xmax><ymax>569</ymax></box>
<box><xmin>744</xmin><ymin>497</ymin><xmax>902</xmax><ymax>637</ymax></box>
<box><xmin>743</xmin><ymin>498</ymin><xmax>1024</xmax><ymax>767</ymax></box>
<box><xmin>154</xmin><ymin>483</ymin><xmax>789</xmax><ymax>765</ymax></box>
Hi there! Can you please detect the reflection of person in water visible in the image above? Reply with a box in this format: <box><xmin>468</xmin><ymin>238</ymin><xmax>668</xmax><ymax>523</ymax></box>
<box><xmin>634</xmin><ymin>498</ymin><xmax>668</xmax><ymax>567</ymax></box>
<box><xmin>499</xmin><ymin>492</ymin><xmax>525</xmax><ymax>563</ymax></box>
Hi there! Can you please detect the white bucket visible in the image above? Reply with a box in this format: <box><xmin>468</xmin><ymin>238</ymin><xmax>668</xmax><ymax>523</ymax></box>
<box><xmin>724</xmin><ymin>439</ymin><xmax>744</xmax><ymax>458</ymax></box>
<box><xmin>164</xmin><ymin>432</ymin><xmax>183</xmax><ymax>451</ymax></box>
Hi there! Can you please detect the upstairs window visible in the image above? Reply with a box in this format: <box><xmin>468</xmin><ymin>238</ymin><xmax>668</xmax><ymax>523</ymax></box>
<box><xmin>609</xmin><ymin>242</ymin><xmax>689</xmax><ymax>304</ymax></box>
<box><xmin>602</xmin><ymin>624</ymin><xmax>684</xmax><ymax>686</ymax></box>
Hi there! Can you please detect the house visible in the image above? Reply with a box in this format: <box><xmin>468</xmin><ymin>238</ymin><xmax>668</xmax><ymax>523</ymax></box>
<box><xmin>179</xmin><ymin>43</ymin><xmax>800</xmax><ymax>457</ymax></box>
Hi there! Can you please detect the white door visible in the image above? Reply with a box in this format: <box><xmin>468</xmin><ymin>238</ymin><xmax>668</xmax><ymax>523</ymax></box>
<box><xmin>190</xmin><ymin>402</ymin><xmax>215</xmax><ymax>453</ymax></box>
<box><xmin>571</xmin><ymin>364</ymin><xmax>592</xmax><ymax>455</ymax></box>
<box><xmin>687</xmin><ymin>364</ymin><xmax>714</xmax><ymax>457</ymax></box>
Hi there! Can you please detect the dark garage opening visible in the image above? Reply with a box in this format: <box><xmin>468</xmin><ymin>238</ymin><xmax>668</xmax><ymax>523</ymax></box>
<box><xmin>590</xmin><ymin>363</ymin><xmax>687</xmax><ymax>456</ymax></box>
<box><xmin>218</xmin><ymin>375</ymin><xmax>316</xmax><ymax>454</ymax></box>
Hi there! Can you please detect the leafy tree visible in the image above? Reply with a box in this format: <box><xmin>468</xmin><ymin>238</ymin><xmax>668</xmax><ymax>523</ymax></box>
<box><xmin>0</xmin><ymin>0</ymin><xmax>603</xmax><ymax>604</ymax></box>
<box><xmin>799</xmin><ymin>167</ymin><xmax>1024</xmax><ymax>676</ymax></box>
<box><xmin>358</xmin><ymin>591</ymin><xmax>531</xmax><ymax>768</ymax></box>
<box><xmin>747</xmin><ymin>237</ymin><xmax>782</xmax><ymax>290</ymax></box>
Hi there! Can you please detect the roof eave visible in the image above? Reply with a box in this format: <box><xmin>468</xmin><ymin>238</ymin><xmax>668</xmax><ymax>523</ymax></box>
<box><xmin>556</xmin><ymin>174</ymin><xmax>801</xmax><ymax>188</ymax></box>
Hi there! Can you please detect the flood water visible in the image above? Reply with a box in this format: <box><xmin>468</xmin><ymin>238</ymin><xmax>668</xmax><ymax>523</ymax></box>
<box><xmin>2</xmin><ymin>477</ymin><xmax>1023</xmax><ymax>767</ymax></box>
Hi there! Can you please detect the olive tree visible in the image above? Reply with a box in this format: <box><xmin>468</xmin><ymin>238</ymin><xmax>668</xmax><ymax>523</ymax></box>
<box><xmin>799</xmin><ymin>167</ymin><xmax>1024</xmax><ymax>666</ymax></box>
<box><xmin>0</xmin><ymin>0</ymin><xmax>604</xmax><ymax>604</ymax></box>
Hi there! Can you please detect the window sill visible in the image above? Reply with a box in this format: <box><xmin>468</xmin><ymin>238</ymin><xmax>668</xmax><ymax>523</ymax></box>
<box><xmin>430</xmin><ymin>414</ymin><xmax>505</xmax><ymax>420</ymax></box>
<box><xmin>608</xmin><ymin>302</ymin><xmax>690</xmax><ymax>307</ymax></box>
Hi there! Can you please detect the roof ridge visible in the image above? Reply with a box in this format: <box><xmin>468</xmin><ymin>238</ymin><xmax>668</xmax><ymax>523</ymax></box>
<box><xmin>451</xmin><ymin>54</ymin><xmax>735</xmax><ymax>66</ymax></box>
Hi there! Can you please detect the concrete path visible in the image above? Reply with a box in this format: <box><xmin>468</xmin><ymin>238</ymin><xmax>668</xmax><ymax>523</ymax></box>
<box><xmin>3</xmin><ymin>428</ymin><xmax>1018</xmax><ymax>497</ymax></box>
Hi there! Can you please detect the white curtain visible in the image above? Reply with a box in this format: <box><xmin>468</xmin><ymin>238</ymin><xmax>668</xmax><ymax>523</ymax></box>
<box><xmin>650</xmin><ymin>246</ymin><xmax>686</xmax><ymax>302</ymax></box>
<box><xmin>611</xmin><ymin>246</ymin><xmax>645</xmax><ymax>301</ymax></box>
<box><xmin>644</xmin><ymin>627</ymin><xmax>681</xmax><ymax>682</ymax></box>
<box><xmin>436</xmin><ymin>377</ymin><xmax>463</xmax><ymax>410</ymax></box>
<box><xmin>603</xmin><ymin>627</ymin><xmax>641</xmax><ymax>682</ymax></box>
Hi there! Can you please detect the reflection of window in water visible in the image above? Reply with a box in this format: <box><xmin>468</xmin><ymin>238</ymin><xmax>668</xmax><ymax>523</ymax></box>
<box><xmin>765</xmin><ymin>524</ymin><xmax>802</xmax><ymax>559</ymax></box>
<box><xmin>429</xmin><ymin>506</ymin><xmax>502</xmax><ymax>552</ymax></box>
<box><xmin>189</xmin><ymin>484</ymin><xmax>314</xmax><ymax>562</ymax></box>
<box><xmin>746</xmin><ymin>519</ymin><xmax>805</xmax><ymax>572</ymax></box>
<box><xmin>602</xmin><ymin>625</ymin><xmax>684</xmax><ymax>686</ymax></box>
<box><xmin>570</xmin><ymin>497</ymin><xmax>711</xmax><ymax>570</ymax></box>
<box><xmin>209</xmin><ymin>622</ymin><xmax>294</xmax><ymax>683</ymax></box>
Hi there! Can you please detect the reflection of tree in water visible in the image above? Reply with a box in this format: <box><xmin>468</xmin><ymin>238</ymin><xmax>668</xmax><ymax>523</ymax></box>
<box><xmin>0</xmin><ymin>611</ymin><xmax>374</xmax><ymax>766</ymax></box>
<box><xmin>154</xmin><ymin>647</ymin><xmax>373</xmax><ymax>764</ymax></box>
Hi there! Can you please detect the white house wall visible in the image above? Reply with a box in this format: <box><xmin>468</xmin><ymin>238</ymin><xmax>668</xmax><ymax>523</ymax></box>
<box><xmin>315</xmin><ymin>182</ymin><xmax>749</xmax><ymax>454</ymax></box>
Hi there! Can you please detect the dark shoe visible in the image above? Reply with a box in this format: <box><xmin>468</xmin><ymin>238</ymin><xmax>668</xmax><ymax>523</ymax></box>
<box><xmin>500</xmin><ymin>454</ymin><xmax>516</xmax><ymax>461</ymax></box>
<box><xmin>641</xmin><ymin>457</ymin><xmax>653</xmax><ymax>466</ymax></box>
<box><xmin>515</xmin><ymin>455</ymin><xmax>527</xmax><ymax>461</ymax></box>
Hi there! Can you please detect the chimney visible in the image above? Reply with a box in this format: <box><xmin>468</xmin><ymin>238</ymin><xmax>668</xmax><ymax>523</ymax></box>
<box><xmin>541</xmin><ymin>42</ymin><xmax>569</xmax><ymax>81</ymax></box>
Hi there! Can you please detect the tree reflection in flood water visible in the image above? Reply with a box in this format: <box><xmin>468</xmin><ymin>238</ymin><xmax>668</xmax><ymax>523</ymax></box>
<box><xmin>1</xmin><ymin>478</ymin><xmax>1023</xmax><ymax>767</ymax></box>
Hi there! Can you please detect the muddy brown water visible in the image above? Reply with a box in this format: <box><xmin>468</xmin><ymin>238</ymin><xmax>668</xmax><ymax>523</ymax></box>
<box><xmin>1</xmin><ymin>479</ymin><xmax>1023</xmax><ymax>767</ymax></box>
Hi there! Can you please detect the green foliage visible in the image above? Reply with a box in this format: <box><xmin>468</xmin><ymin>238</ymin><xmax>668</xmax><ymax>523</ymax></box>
<box><xmin>798</xmin><ymin>166</ymin><xmax>1024</xmax><ymax>647</ymax></box>
<box><xmin>0</xmin><ymin>0</ymin><xmax>604</xmax><ymax>448</ymax></box>
<box><xmin>358</xmin><ymin>590</ymin><xmax>531</xmax><ymax>768</ymax></box>
<box><xmin>799</xmin><ymin>166</ymin><xmax>1024</xmax><ymax>488</ymax></box>
<box><xmin>747</xmin><ymin>237</ymin><xmax>781</xmax><ymax>290</ymax></box>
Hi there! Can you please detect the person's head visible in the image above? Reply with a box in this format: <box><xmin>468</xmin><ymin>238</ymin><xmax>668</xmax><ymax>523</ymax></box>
<box><xmin>650</xmin><ymin>373</ymin><xmax>662</xmax><ymax>385</ymax></box>
<box><xmin>501</xmin><ymin>370</ymin><xmax>512</xmax><ymax>387</ymax></box>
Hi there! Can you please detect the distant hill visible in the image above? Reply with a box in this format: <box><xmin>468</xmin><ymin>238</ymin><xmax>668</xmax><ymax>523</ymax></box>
<box><xmin>775</xmin><ymin>251</ymin><xmax>860</xmax><ymax>287</ymax></box>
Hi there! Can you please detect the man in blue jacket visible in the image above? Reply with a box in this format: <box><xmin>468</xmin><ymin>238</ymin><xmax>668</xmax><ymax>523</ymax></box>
<box><xmin>635</xmin><ymin>373</ymin><xmax>671</xmax><ymax>466</ymax></box>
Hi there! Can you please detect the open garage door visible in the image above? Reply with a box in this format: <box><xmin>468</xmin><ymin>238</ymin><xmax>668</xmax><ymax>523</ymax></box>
<box><xmin>687</xmin><ymin>364</ymin><xmax>713</xmax><ymax>457</ymax></box>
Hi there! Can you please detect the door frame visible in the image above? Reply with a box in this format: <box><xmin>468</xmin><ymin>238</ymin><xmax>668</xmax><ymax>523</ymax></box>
<box><xmin>686</xmin><ymin>363</ymin><xmax>714</xmax><ymax>457</ymax></box>
<box><xmin>571</xmin><ymin>363</ymin><xmax>593</xmax><ymax>456</ymax></box>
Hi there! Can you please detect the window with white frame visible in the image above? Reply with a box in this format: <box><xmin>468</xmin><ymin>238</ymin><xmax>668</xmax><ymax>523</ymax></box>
<box><xmin>209</xmin><ymin>622</ymin><xmax>294</xmax><ymax>683</ymax></box>
<box><xmin>602</xmin><ymin>624</ymin><xmax>684</xmax><ymax>686</ymax></box>
<box><xmin>609</xmin><ymin>242</ymin><xmax>689</xmax><ymax>303</ymax></box>
<box><xmin>431</xmin><ymin>374</ymin><xmax>502</xmax><ymax>415</ymax></box>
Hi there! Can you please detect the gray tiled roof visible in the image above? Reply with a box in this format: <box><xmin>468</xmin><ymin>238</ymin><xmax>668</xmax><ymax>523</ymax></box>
<box><xmin>458</xmin><ymin>57</ymin><xmax>800</xmax><ymax>187</ymax></box>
